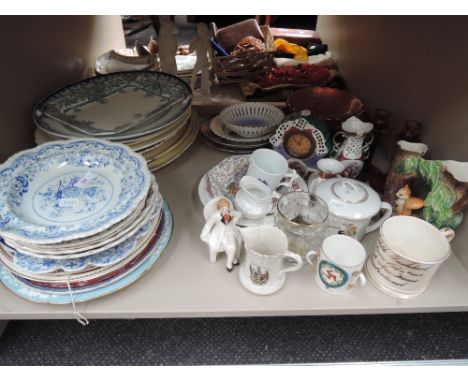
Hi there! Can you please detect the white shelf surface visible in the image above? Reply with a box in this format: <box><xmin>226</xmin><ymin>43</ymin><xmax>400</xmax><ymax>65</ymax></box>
<box><xmin>1</xmin><ymin>139</ymin><xmax>468</xmax><ymax>319</ymax></box>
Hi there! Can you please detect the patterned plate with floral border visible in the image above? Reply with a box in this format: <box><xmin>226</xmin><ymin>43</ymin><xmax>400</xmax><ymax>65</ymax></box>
<box><xmin>206</xmin><ymin>155</ymin><xmax>307</xmax><ymax>202</ymax></box>
<box><xmin>34</xmin><ymin>71</ymin><xmax>192</xmax><ymax>137</ymax></box>
<box><xmin>0</xmin><ymin>139</ymin><xmax>152</xmax><ymax>244</ymax></box>
<box><xmin>199</xmin><ymin>155</ymin><xmax>308</xmax><ymax>227</ymax></box>
<box><xmin>10</xmin><ymin>209</ymin><xmax>162</xmax><ymax>274</ymax></box>
<box><xmin>11</xmin><ymin>215</ymin><xmax>163</xmax><ymax>292</ymax></box>
<box><xmin>0</xmin><ymin>201</ymin><xmax>173</xmax><ymax>304</ymax></box>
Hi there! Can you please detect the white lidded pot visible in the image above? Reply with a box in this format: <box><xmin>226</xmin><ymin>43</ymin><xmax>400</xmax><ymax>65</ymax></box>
<box><xmin>315</xmin><ymin>178</ymin><xmax>392</xmax><ymax>241</ymax></box>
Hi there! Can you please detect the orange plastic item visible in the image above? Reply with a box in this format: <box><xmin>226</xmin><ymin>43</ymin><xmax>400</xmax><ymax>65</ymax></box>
<box><xmin>274</xmin><ymin>38</ymin><xmax>308</xmax><ymax>62</ymax></box>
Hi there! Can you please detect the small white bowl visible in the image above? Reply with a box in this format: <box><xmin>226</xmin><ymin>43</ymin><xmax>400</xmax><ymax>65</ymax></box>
<box><xmin>219</xmin><ymin>103</ymin><xmax>285</xmax><ymax>138</ymax></box>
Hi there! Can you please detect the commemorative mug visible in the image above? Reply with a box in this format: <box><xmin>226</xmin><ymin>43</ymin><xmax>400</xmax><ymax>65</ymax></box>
<box><xmin>307</xmin><ymin>234</ymin><xmax>367</xmax><ymax>295</ymax></box>
<box><xmin>247</xmin><ymin>148</ymin><xmax>300</xmax><ymax>191</ymax></box>
<box><xmin>239</xmin><ymin>225</ymin><xmax>306</xmax><ymax>295</ymax></box>
<box><xmin>366</xmin><ymin>215</ymin><xmax>454</xmax><ymax>299</ymax></box>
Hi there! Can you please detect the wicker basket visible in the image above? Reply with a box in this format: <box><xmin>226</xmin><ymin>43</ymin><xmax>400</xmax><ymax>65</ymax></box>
<box><xmin>213</xmin><ymin>51</ymin><xmax>275</xmax><ymax>85</ymax></box>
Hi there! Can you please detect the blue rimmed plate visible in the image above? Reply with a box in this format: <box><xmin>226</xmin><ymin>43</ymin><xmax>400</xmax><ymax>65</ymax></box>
<box><xmin>0</xmin><ymin>139</ymin><xmax>151</xmax><ymax>244</ymax></box>
<box><xmin>0</xmin><ymin>202</ymin><xmax>173</xmax><ymax>304</ymax></box>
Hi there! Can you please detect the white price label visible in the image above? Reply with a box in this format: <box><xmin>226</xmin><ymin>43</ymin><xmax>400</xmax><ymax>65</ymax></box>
<box><xmin>58</xmin><ymin>198</ymin><xmax>80</xmax><ymax>208</ymax></box>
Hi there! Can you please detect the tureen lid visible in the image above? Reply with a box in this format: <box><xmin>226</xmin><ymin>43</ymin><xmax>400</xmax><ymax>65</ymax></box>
<box><xmin>315</xmin><ymin>178</ymin><xmax>382</xmax><ymax>219</ymax></box>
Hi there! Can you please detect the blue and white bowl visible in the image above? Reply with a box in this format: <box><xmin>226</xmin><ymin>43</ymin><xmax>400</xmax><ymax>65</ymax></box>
<box><xmin>0</xmin><ymin>139</ymin><xmax>152</xmax><ymax>244</ymax></box>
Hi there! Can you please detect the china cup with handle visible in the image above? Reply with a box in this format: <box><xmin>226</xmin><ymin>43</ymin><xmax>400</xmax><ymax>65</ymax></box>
<box><xmin>306</xmin><ymin>234</ymin><xmax>367</xmax><ymax>295</ymax></box>
<box><xmin>247</xmin><ymin>148</ymin><xmax>300</xmax><ymax>191</ymax></box>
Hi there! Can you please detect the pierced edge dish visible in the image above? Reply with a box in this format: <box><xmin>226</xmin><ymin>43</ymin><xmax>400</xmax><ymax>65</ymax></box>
<box><xmin>210</xmin><ymin>116</ymin><xmax>272</xmax><ymax>143</ymax></box>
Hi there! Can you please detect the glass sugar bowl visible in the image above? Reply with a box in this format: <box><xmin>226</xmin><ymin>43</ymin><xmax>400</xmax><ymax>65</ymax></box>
<box><xmin>274</xmin><ymin>192</ymin><xmax>329</xmax><ymax>260</ymax></box>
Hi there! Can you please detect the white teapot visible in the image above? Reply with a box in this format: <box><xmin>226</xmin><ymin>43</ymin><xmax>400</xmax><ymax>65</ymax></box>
<box><xmin>315</xmin><ymin>178</ymin><xmax>392</xmax><ymax>241</ymax></box>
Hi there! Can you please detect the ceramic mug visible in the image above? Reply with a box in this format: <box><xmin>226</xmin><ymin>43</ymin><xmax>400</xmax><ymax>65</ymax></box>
<box><xmin>307</xmin><ymin>234</ymin><xmax>367</xmax><ymax>295</ymax></box>
<box><xmin>239</xmin><ymin>225</ymin><xmax>306</xmax><ymax>295</ymax></box>
<box><xmin>234</xmin><ymin>176</ymin><xmax>280</xmax><ymax>220</ymax></box>
<box><xmin>366</xmin><ymin>215</ymin><xmax>455</xmax><ymax>299</ymax></box>
<box><xmin>247</xmin><ymin>148</ymin><xmax>300</xmax><ymax>191</ymax></box>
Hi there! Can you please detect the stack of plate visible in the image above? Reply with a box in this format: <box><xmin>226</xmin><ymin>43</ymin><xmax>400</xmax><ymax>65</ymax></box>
<box><xmin>33</xmin><ymin>71</ymin><xmax>199</xmax><ymax>172</ymax></box>
<box><xmin>200</xmin><ymin>103</ymin><xmax>284</xmax><ymax>153</ymax></box>
<box><xmin>0</xmin><ymin>140</ymin><xmax>172</xmax><ymax>304</ymax></box>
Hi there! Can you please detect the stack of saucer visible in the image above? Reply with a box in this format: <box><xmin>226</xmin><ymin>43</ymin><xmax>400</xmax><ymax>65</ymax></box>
<box><xmin>0</xmin><ymin>139</ymin><xmax>172</xmax><ymax>304</ymax></box>
<box><xmin>33</xmin><ymin>71</ymin><xmax>199</xmax><ymax>172</ymax></box>
<box><xmin>200</xmin><ymin>103</ymin><xmax>284</xmax><ymax>153</ymax></box>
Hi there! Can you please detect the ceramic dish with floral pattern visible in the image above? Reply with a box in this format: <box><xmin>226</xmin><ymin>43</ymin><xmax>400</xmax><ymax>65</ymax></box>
<box><xmin>0</xmin><ymin>139</ymin><xmax>152</xmax><ymax>244</ymax></box>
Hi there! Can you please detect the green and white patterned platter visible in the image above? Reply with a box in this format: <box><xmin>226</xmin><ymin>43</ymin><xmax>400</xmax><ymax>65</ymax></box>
<box><xmin>34</xmin><ymin>71</ymin><xmax>192</xmax><ymax>139</ymax></box>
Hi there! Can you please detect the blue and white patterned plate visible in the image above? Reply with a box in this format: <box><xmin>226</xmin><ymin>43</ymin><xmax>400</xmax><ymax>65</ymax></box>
<box><xmin>0</xmin><ymin>140</ymin><xmax>151</xmax><ymax>244</ymax></box>
<box><xmin>11</xmin><ymin>212</ymin><xmax>161</xmax><ymax>274</ymax></box>
<box><xmin>0</xmin><ymin>202</ymin><xmax>172</xmax><ymax>304</ymax></box>
<box><xmin>34</xmin><ymin>71</ymin><xmax>192</xmax><ymax>140</ymax></box>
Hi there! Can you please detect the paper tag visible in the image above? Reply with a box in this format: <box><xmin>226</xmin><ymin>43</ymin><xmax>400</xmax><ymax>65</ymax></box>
<box><xmin>75</xmin><ymin>171</ymin><xmax>97</xmax><ymax>188</ymax></box>
<box><xmin>58</xmin><ymin>198</ymin><xmax>80</xmax><ymax>208</ymax></box>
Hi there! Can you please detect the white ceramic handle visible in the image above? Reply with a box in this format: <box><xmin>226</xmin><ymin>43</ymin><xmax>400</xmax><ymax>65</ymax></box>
<box><xmin>305</xmin><ymin>250</ymin><xmax>318</xmax><ymax>265</ymax></box>
<box><xmin>365</xmin><ymin>202</ymin><xmax>393</xmax><ymax>234</ymax></box>
<box><xmin>278</xmin><ymin>251</ymin><xmax>303</xmax><ymax>277</ymax></box>
<box><xmin>357</xmin><ymin>272</ymin><xmax>366</xmax><ymax>287</ymax></box>
<box><xmin>440</xmin><ymin>227</ymin><xmax>455</xmax><ymax>242</ymax></box>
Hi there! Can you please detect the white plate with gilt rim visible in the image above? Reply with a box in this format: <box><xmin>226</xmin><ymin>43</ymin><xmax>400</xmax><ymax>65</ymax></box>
<box><xmin>0</xmin><ymin>139</ymin><xmax>152</xmax><ymax>244</ymax></box>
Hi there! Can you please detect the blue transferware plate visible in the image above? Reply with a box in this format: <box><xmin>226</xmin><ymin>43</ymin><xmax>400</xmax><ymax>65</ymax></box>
<box><xmin>11</xmin><ymin>211</ymin><xmax>161</xmax><ymax>274</ymax></box>
<box><xmin>0</xmin><ymin>139</ymin><xmax>151</xmax><ymax>244</ymax></box>
<box><xmin>34</xmin><ymin>71</ymin><xmax>192</xmax><ymax>140</ymax></box>
<box><xmin>0</xmin><ymin>202</ymin><xmax>172</xmax><ymax>304</ymax></box>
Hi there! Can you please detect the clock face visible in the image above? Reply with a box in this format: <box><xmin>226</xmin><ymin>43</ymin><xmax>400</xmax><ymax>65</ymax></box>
<box><xmin>284</xmin><ymin>132</ymin><xmax>315</xmax><ymax>159</ymax></box>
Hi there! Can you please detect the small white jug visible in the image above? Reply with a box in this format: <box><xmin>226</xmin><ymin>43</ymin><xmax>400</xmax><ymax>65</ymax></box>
<box><xmin>234</xmin><ymin>176</ymin><xmax>280</xmax><ymax>220</ymax></box>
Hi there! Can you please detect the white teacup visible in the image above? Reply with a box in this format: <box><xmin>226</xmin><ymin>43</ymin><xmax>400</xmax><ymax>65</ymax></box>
<box><xmin>247</xmin><ymin>148</ymin><xmax>299</xmax><ymax>191</ymax></box>
<box><xmin>307</xmin><ymin>234</ymin><xmax>367</xmax><ymax>295</ymax></box>
<box><xmin>234</xmin><ymin>176</ymin><xmax>280</xmax><ymax>220</ymax></box>
<box><xmin>239</xmin><ymin>225</ymin><xmax>306</xmax><ymax>295</ymax></box>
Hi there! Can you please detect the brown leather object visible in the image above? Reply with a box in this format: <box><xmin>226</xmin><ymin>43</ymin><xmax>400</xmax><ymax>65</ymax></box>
<box><xmin>214</xmin><ymin>18</ymin><xmax>264</xmax><ymax>53</ymax></box>
<box><xmin>270</xmin><ymin>27</ymin><xmax>322</xmax><ymax>46</ymax></box>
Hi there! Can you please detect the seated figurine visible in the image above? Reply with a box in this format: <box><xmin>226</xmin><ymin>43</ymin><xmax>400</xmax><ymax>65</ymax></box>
<box><xmin>200</xmin><ymin>197</ymin><xmax>242</xmax><ymax>272</ymax></box>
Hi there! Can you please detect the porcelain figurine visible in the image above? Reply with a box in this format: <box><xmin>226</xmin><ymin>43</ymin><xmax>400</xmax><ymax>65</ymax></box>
<box><xmin>200</xmin><ymin>197</ymin><xmax>243</xmax><ymax>271</ymax></box>
<box><xmin>395</xmin><ymin>184</ymin><xmax>424</xmax><ymax>216</ymax></box>
<box><xmin>158</xmin><ymin>18</ymin><xmax>178</xmax><ymax>76</ymax></box>
<box><xmin>383</xmin><ymin>140</ymin><xmax>428</xmax><ymax>207</ymax></box>
<box><xmin>396</xmin><ymin>158</ymin><xmax>468</xmax><ymax>229</ymax></box>
<box><xmin>331</xmin><ymin>116</ymin><xmax>374</xmax><ymax>179</ymax></box>
<box><xmin>189</xmin><ymin>23</ymin><xmax>213</xmax><ymax>96</ymax></box>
